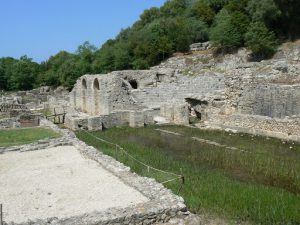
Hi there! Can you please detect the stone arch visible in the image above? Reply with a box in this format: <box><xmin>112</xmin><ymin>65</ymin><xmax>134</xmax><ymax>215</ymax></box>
<box><xmin>82</xmin><ymin>79</ymin><xmax>87</xmax><ymax>89</ymax></box>
<box><xmin>93</xmin><ymin>78</ymin><xmax>100</xmax><ymax>90</ymax></box>
<box><xmin>93</xmin><ymin>78</ymin><xmax>100</xmax><ymax>114</ymax></box>
<box><xmin>82</xmin><ymin>78</ymin><xmax>87</xmax><ymax>112</ymax></box>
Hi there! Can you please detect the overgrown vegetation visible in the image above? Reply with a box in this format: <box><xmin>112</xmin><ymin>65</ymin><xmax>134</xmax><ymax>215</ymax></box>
<box><xmin>0</xmin><ymin>127</ymin><xmax>60</xmax><ymax>147</ymax></box>
<box><xmin>76</xmin><ymin>125</ymin><xmax>300</xmax><ymax>225</ymax></box>
<box><xmin>1</xmin><ymin>0</ymin><xmax>299</xmax><ymax>91</ymax></box>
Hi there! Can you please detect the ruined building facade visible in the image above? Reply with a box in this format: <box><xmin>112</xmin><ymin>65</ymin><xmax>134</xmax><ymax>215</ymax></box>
<box><xmin>65</xmin><ymin>41</ymin><xmax>300</xmax><ymax>142</ymax></box>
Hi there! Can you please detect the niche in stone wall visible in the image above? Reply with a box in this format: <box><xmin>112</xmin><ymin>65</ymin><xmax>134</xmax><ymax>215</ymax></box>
<box><xmin>128</xmin><ymin>80</ymin><xmax>138</xmax><ymax>89</ymax></box>
<box><xmin>82</xmin><ymin>79</ymin><xmax>87</xmax><ymax>89</ymax></box>
<box><xmin>93</xmin><ymin>78</ymin><xmax>100</xmax><ymax>115</ymax></box>
<box><xmin>82</xmin><ymin>78</ymin><xmax>87</xmax><ymax>112</ymax></box>
<box><xmin>185</xmin><ymin>98</ymin><xmax>208</xmax><ymax>123</ymax></box>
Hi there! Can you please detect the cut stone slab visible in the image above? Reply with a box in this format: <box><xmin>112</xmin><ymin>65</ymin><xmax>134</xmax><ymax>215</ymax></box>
<box><xmin>0</xmin><ymin>146</ymin><xmax>148</xmax><ymax>223</ymax></box>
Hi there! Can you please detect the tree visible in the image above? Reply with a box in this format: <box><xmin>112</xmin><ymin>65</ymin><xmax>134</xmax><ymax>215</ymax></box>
<box><xmin>57</xmin><ymin>56</ymin><xmax>82</xmax><ymax>88</ymax></box>
<box><xmin>203</xmin><ymin>0</ymin><xmax>229</xmax><ymax>13</ymax></box>
<box><xmin>38</xmin><ymin>51</ymin><xmax>75</xmax><ymax>87</ymax></box>
<box><xmin>0</xmin><ymin>57</ymin><xmax>17</xmax><ymax>90</ymax></box>
<box><xmin>7</xmin><ymin>55</ymin><xmax>40</xmax><ymax>90</ymax></box>
<box><xmin>225</xmin><ymin>0</ymin><xmax>249</xmax><ymax>13</ymax></box>
<box><xmin>113</xmin><ymin>42</ymin><xmax>132</xmax><ymax>70</ymax></box>
<box><xmin>274</xmin><ymin>0</ymin><xmax>300</xmax><ymax>39</ymax></box>
<box><xmin>161</xmin><ymin>0</ymin><xmax>189</xmax><ymax>17</ymax></box>
<box><xmin>246</xmin><ymin>0</ymin><xmax>281</xmax><ymax>26</ymax></box>
<box><xmin>245</xmin><ymin>22</ymin><xmax>278</xmax><ymax>60</ymax></box>
<box><xmin>139</xmin><ymin>7</ymin><xmax>161</xmax><ymax>27</ymax></box>
<box><xmin>92</xmin><ymin>40</ymin><xmax>116</xmax><ymax>73</ymax></box>
<box><xmin>210</xmin><ymin>9</ymin><xmax>249</xmax><ymax>52</ymax></box>
<box><xmin>190</xmin><ymin>1</ymin><xmax>215</xmax><ymax>24</ymax></box>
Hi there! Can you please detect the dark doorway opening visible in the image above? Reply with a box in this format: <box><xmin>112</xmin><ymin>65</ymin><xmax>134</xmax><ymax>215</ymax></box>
<box><xmin>129</xmin><ymin>80</ymin><xmax>138</xmax><ymax>89</ymax></box>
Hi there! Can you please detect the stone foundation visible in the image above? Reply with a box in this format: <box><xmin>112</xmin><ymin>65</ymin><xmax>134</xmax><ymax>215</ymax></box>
<box><xmin>65</xmin><ymin>109</ymin><xmax>159</xmax><ymax>131</ymax></box>
<box><xmin>1</xmin><ymin>119</ymin><xmax>188</xmax><ymax>225</ymax></box>
<box><xmin>212</xmin><ymin>114</ymin><xmax>300</xmax><ymax>142</ymax></box>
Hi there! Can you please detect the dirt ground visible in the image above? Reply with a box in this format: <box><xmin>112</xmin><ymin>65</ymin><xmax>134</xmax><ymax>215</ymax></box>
<box><xmin>0</xmin><ymin>146</ymin><xmax>148</xmax><ymax>223</ymax></box>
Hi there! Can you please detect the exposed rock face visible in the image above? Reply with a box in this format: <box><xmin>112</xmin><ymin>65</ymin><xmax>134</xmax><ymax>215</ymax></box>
<box><xmin>66</xmin><ymin>40</ymin><xmax>300</xmax><ymax>141</ymax></box>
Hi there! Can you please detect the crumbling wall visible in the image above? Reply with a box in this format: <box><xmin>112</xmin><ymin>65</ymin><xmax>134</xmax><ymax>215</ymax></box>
<box><xmin>70</xmin><ymin>74</ymin><xmax>145</xmax><ymax>116</ymax></box>
<box><xmin>131</xmin><ymin>74</ymin><xmax>225</xmax><ymax>109</ymax></box>
<box><xmin>0</xmin><ymin>103</ymin><xmax>41</xmax><ymax>128</ymax></box>
<box><xmin>66</xmin><ymin>41</ymin><xmax>300</xmax><ymax>139</ymax></box>
<box><xmin>160</xmin><ymin>104</ymin><xmax>189</xmax><ymax>125</ymax></box>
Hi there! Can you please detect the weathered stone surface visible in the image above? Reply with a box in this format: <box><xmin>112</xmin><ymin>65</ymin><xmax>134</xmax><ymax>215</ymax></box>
<box><xmin>61</xmin><ymin>40</ymin><xmax>300</xmax><ymax>141</ymax></box>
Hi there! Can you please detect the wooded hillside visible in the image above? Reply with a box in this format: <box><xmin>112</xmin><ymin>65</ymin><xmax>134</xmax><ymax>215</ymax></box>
<box><xmin>1</xmin><ymin>0</ymin><xmax>299</xmax><ymax>90</ymax></box>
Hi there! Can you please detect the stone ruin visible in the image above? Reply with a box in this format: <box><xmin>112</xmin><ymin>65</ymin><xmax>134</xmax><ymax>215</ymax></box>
<box><xmin>62</xmin><ymin>40</ymin><xmax>300</xmax><ymax>142</ymax></box>
<box><xmin>0</xmin><ymin>86</ymin><xmax>71</xmax><ymax>129</ymax></box>
<box><xmin>0</xmin><ymin>102</ymin><xmax>41</xmax><ymax>128</ymax></box>
<box><xmin>65</xmin><ymin>68</ymin><xmax>225</xmax><ymax>131</ymax></box>
<box><xmin>0</xmin><ymin>87</ymin><xmax>51</xmax><ymax>129</ymax></box>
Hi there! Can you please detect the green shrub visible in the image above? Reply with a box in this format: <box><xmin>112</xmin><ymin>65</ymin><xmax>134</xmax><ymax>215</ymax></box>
<box><xmin>245</xmin><ymin>22</ymin><xmax>278</xmax><ymax>60</ymax></box>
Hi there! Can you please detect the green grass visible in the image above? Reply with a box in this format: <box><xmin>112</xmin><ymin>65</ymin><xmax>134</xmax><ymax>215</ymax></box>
<box><xmin>76</xmin><ymin>125</ymin><xmax>300</xmax><ymax>225</ymax></box>
<box><xmin>0</xmin><ymin>127</ymin><xmax>61</xmax><ymax>147</ymax></box>
<box><xmin>37</xmin><ymin>109</ymin><xmax>51</xmax><ymax>117</ymax></box>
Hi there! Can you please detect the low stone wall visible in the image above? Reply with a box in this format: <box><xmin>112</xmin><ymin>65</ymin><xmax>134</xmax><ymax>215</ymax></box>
<box><xmin>160</xmin><ymin>104</ymin><xmax>189</xmax><ymax>125</ymax></box>
<box><xmin>65</xmin><ymin>109</ymin><xmax>160</xmax><ymax>131</ymax></box>
<box><xmin>2</xmin><ymin>119</ymin><xmax>188</xmax><ymax>225</ymax></box>
<box><xmin>0</xmin><ymin>103</ymin><xmax>28</xmax><ymax>113</ymax></box>
<box><xmin>215</xmin><ymin>114</ymin><xmax>300</xmax><ymax>142</ymax></box>
<box><xmin>0</xmin><ymin>118</ymin><xmax>19</xmax><ymax>129</ymax></box>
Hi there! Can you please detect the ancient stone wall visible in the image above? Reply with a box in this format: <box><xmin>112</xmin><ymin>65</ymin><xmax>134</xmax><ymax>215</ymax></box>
<box><xmin>215</xmin><ymin>114</ymin><xmax>300</xmax><ymax>142</ymax></box>
<box><xmin>70</xmin><ymin>74</ymin><xmax>145</xmax><ymax>116</ymax></box>
<box><xmin>131</xmin><ymin>74</ymin><xmax>225</xmax><ymax>109</ymax></box>
<box><xmin>0</xmin><ymin>118</ymin><xmax>19</xmax><ymax>129</ymax></box>
<box><xmin>65</xmin><ymin>41</ymin><xmax>300</xmax><ymax>139</ymax></box>
<box><xmin>238</xmin><ymin>84</ymin><xmax>300</xmax><ymax>118</ymax></box>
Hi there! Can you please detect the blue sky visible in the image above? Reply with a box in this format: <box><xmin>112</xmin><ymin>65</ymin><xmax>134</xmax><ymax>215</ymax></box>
<box><xmin>0</xmin><ymin>0</ymin><xmax>166</xmax><ymax>62</ymax></box>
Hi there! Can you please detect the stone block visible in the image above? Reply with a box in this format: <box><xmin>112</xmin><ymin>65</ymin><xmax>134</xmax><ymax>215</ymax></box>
<box><xmin>143</xmin><ymin>109</ymin><xmax>159</xmax><ymax>125</ymax></box>
<box><xmin>88</xmin><ymin>117</ymin><xmax>103</xmax><ymax>131</ymax></box>
<box><xmin>19</xmin><ymin>114</ymin><xmax>40</xmax><ymax>128</ymax></box>
<box><xmin>173</xmin><ymin>104</ymin><xmax>189</xmax><ymax>125</ymax></box>
<box><xmin>129</xmin><ymin>111</ymin><xmax>144</xmax><ymax>127</ymax></box>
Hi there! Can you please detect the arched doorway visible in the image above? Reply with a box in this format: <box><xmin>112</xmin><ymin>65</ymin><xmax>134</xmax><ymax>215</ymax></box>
<box><xmin>129</xmin><ymin>80</ymin><xmax>138</xmax><ymax>89</ymax></box>
<box><xmin>82</xmin><ymin>78</ymin><xmax>87</xmax><ymax>112</ymax></box>
<box><xmin>93</xmin><ymin>78</ymin><xmax>100</xmax><ymax>115</ymax></box>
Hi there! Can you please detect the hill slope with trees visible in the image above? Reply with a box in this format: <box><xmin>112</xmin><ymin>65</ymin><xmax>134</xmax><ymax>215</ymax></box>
<box><xmin>1</xmin><ymin>0</ymin><xmax>299</xmax><ymax>91</ymax></box>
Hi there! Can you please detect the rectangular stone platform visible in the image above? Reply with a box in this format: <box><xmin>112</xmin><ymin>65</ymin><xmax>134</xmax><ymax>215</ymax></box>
<box><xmin>0</xmin><ymin>146</ymin><xmax>148</xmax><ymax>223</ymax></box>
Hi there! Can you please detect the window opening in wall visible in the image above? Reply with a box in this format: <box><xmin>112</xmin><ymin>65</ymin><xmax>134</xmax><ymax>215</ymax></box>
<box><xmin>94</xmin><ymin>79</ymin><xmax>100</xmax><ymax>90</ymax></box>
<box><xmin>185</xmin><ymin>98</ymin><xmax>208</xmax><ymax>124</ymax></box>
<box><xmin>129</xmin><ymin>80</ymin><xmax>138</xmax><ymax>89</ymax></box>
<box><xmin>82</xmin><ymin>79</ymin><xmax>87</xmax><ymax>89</ymax></box>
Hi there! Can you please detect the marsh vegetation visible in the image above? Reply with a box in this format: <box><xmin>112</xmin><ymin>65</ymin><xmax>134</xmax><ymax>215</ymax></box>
<box><xmin>77</xmin><ymin>125</ymin><xmax>300</xmax><ymax>225</ymax></box>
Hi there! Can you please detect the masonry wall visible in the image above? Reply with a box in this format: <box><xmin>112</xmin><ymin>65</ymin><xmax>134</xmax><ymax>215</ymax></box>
<box><xmin>131</xmin><ymin>75</ymin><xmax>225</xmax><ymax>109</ymax></box>
<box><xmin>70</xmin><ymin>74</ymin><xmax>143</xmax><ymax>116</ymax></box>
<box><xmin>217</xmin><ymin>114</ymin><xmax>300</xmax><ymax>142</ymax></box>
<box><xmin>238</xmin><ymin>84</ymin><xmax>300</xmax><ymax>118</ymax></box>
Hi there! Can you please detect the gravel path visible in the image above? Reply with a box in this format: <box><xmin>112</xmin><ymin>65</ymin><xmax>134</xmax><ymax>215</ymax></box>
<box><xmin>0</xmin><ymin>146</ymin><xmax>148</xmax><ymax>223</ymax></box>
